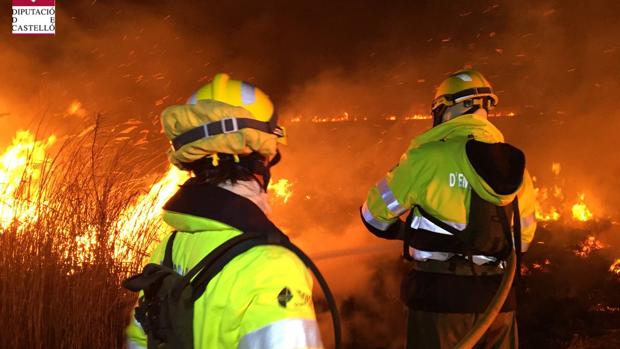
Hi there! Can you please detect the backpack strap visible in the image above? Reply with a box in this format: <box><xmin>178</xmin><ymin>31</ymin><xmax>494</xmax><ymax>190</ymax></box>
<box><xmin>188</xmin><ymin>232</ymin><xmax>288</xmax><ymax>301</ymax></box>
<box><xmin>162</xmin><ymin>231</ymin><xmax>178</xmax><ymax>269</ymax></box>
<box><xmin>173</xmin><ymin>231</ymin><xmax>342</xmax><ymax>349</ymax></box>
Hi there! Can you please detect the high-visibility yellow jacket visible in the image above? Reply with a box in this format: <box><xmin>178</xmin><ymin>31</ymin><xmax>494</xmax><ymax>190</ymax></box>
<box><xmin>126</xmin><ymin>183</ymin><xmax>322</xmax><ymax>349</ymax></box>
<box><xmin>361</xmin><ymin>113</ymin><xmax>537</xmax><ymax>262</ymax></box>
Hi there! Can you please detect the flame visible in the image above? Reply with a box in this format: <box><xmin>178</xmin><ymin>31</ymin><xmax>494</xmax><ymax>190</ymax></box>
<box><xmin>289</xmin><ymin>111</ymin><xmax>515</xmax><ymax>123</ymax></box>
<box><xmin>114</xmin><ymin>166</ymin><xmax>189</xmax><ymax>256</ymax></box>
<box><xmin>0</xmin><ymin>129</ymin><xmax>189</xmax><ymax>263</ymax></box>
<box><xmin>610</xmin><ymin>259</ymin><xmax>620</xmax><ymax>275</ymax></box>
<box><xmin>268</xmin><ymin>178</ymin><xmax>293</xmax><ymax>203</ymax></box>
<box><xmin>534</xmin><ymin>163</ymin><xmax>597</xmax><ymax>223</ymax></box>
<box><xmin>575</xmin><ymin>235</ymin><xmax>605</xmax><ymax>258</ymax></box>
<box><xmin>571</xmin><ymin>194</ymin><xmax>593</xmax><ymax>222</ymax></box>
<box><xmin>534</xmin><ymin>187</ymin><xmax>561</xmax><ymax>221</ymax></box>
<box><xmin>0</xmin><ymin>130</ymin><xmax>56</xmax><ymax>229</ymax></box>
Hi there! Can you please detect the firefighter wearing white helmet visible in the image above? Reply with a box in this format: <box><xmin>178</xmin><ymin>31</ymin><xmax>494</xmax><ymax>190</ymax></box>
<box><xmin>360</xmin><ymin>69</ymin><xmax>537</xmax><ymax>348</ymax></box>
<box><xmin>124</xmin><ymin>73</ymin><xmax>338</xmax><ymax>349</ymax></box>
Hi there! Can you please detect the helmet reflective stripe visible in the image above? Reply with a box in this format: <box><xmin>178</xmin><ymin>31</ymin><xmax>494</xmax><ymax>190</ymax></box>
<box><xmin>241</xmin><ymin>83</ymin><xmax>256</xmax><ymax>105</ymax></box>
<box><xmin>455</xmin><ymin>73</ymin><xmax>473</xmax><ymax>82</ymax></box>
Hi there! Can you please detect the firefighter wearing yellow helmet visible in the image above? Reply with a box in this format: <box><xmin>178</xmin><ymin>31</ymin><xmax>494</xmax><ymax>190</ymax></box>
<box><xmin>360</xmin><ymin>69</ymin><xmax>537</xmax><ymax>348</ymax></box>
<box><xmin>124</xmin><ymin>74</ymin><xmax>336</xmax><ymax>349</ymax></box>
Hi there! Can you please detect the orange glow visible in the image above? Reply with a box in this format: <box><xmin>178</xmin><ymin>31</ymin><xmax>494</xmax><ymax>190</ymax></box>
<box><xmin>268</xmin><ymin>178</ymin><xmax>293</xmax><ymax>203</ymax></box>
<box><xmin>571</xmin><ymin>194</ymin><xmax>593</xmax><ymax>222</ymax></box>
<box><xmin>67</xmin><ymin>100</ymin><xmax>86</xmax><ymax>117</ymax></box>
<box><xmin>551</xmin><ymin>162</ymin><xmax>561</xmax><ymax>175</ymax></box>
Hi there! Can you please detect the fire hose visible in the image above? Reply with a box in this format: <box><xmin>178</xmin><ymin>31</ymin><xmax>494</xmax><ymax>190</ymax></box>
<box><xmin>454</xmin><ymin>250</ymin><xmax>517</xmax><ymax>349</ymax></box>
<box><xmin>310</xmin><ymin>245</ymin><xmax>517</xmax><ymax>349</ymax></box>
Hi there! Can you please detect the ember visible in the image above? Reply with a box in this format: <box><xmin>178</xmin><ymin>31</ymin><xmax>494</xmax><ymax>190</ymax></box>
<box><xmin>575</xmin><ymin>235</ymin><xmax>606</xmax><ymax>258</ymax></box>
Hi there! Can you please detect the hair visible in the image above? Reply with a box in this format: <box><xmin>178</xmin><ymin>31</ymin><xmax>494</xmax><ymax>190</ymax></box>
<box><xmin>181</xmin><ymin>153</ymin><xmax>267</xmax><ymax>186</ymax></box>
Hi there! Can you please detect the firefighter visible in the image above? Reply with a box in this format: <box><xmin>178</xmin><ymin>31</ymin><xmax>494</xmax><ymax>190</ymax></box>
<box><xmin>360</xmin><ymin>69</ymin><xmax>537</xmax><ymax>348</ymax></box>
<box><xmin>126</xmin><ymin>73</ymin><xmax>324</xmax><ymax>349</ymax></box>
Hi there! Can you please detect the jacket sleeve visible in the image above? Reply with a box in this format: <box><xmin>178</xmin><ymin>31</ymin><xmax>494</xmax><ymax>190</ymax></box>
<box><xmin>237</xmin><ymin>247</ymin><xmax>323</xmax><ymax>349</ymax></box>
<box><xmin>361</xmin><ymin>149</ymin><xmax>422</xmax><ymax>239</ymax></box>
<box><xmin>517</xmin><ymin>169</ymin><xmax>537</xmax><ymax>252</ymax></box>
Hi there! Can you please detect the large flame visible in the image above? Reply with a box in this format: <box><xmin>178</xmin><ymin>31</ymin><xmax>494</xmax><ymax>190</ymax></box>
<box><xmin>0</xmin><ymin>130</ymin><xmax>56</xmax><ymax>229</ymax></box>
<box><xmin>0</xmin><ymin>129</ymin><xmax>189</xmax><ymax>263</ymax></box>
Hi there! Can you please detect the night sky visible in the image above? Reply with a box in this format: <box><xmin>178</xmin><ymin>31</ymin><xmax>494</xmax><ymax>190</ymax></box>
<box><xmin>3</xmin><ymin>0</ymin><xmax>620</xmax><ymax>120</ymax></box>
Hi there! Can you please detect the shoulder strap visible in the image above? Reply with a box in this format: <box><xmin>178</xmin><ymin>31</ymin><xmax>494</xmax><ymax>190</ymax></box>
<box><xmin>178</xmin><ymin>231</ymin><xmax>342</xmax><ymax>349</ymax></box>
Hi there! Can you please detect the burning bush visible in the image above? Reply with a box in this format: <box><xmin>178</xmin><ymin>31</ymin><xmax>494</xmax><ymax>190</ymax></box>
<box><xmin>0</xmin><ymin>126</ymin><xmax>184</xmax><ymax>348</ymax></box>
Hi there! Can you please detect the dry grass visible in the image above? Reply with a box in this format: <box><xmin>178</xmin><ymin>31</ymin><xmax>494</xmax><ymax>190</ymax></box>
<box><xmin>0</xmin><ymin>127</ymin><xmax>163</xmax><ymax>349</ymax></box>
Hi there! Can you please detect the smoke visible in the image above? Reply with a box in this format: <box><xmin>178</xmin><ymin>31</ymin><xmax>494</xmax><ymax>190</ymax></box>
<box><xmin>2</xmin><ymin>1</ymin><xmax>620</xmax><ymax>347</ymax></box>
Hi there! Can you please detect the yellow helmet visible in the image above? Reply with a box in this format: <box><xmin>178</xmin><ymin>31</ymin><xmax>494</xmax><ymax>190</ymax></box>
<box><xmin>161</xmin><ymin>74</ymin><xmax>286</xmax><ymax>169</ymax></box>
<box><xmin>431</xmin><ymin>69</ymin><xmax>498</xmax><ymax>119</ymax></box>
<box><xmin>187</xmin><ymin>73</ymin><xmax>274</xmax><ymax>122</ymax></box>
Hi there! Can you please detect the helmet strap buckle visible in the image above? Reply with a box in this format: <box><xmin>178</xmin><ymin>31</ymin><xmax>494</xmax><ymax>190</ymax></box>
<box><xmin>221</xmin><ymin>118</ymin><xmax>239</xmax><ymax>134</ymax></box>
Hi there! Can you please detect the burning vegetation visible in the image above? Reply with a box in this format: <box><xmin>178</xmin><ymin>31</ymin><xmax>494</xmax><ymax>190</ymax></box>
<box><xmin>3</xmin><ymin>111</ymin><xmax>619</xmax><ymax>348</ymax></box>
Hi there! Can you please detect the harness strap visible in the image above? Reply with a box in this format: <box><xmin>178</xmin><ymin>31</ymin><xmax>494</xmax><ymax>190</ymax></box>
<box><xmin>171</xmin><ymin>117</ymin><xmax>285</xmax><ymax>151</ymax></box>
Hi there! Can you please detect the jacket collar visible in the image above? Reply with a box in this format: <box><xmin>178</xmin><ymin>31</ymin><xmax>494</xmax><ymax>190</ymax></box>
<box><xmin>163</xmin><ymin>181</ymin><xmax>281</xmax><ymax>235</ymax></box>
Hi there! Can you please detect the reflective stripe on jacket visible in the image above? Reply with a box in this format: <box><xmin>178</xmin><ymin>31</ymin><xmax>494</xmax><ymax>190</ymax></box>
<box><xmin>362</xmin><ymin>114</ymin><xmax>537</xmax><ymax>262</ymax></box>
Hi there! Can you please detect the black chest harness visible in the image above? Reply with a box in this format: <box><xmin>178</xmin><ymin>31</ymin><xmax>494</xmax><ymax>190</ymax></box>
<box><xmin>402</xmin><ymin>190</ymin><xmax>522</xmax><ymax>275</ymax></box>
